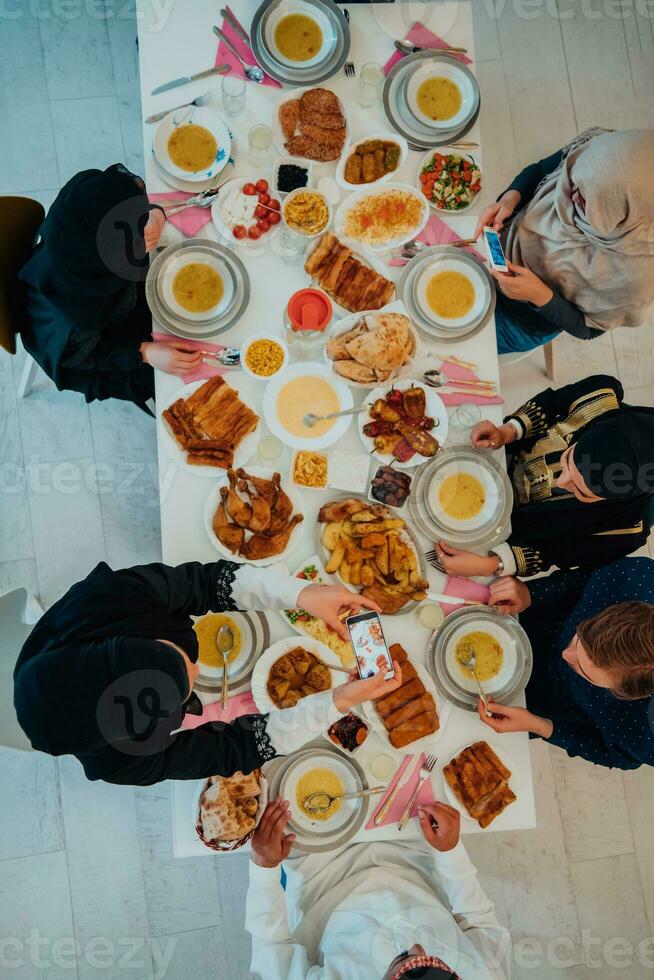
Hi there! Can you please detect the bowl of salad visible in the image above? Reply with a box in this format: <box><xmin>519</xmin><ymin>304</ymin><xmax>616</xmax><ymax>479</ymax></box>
<box><xmin>417</xmin><ymin>150</ymin><xmax>482</xmax><ymax>213</ymax></box>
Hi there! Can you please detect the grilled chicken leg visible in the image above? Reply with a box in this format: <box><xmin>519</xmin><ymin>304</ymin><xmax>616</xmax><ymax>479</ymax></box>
<box><xmin>240</xmin><ymin>514</ymin><xmax>304</xmax><ymax>561</ymax></box>
<box><xmin>238</xmin><ymin>479</ymin><xmax>271</xmax><ymax>533</ymax></box>
<box><xmin>226</xmin><ymin>469</ymin><xmax>253</xmax><ymax>528</ymax></box>
<box><xmin>213</xmin><ymin>487</ymin><xmax>244</xmax><ymax>554</ymax></box>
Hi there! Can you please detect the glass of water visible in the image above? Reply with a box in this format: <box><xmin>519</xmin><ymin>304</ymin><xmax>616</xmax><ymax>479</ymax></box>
<box><xmin>356</xmin><ymin>62</ymin><xmax>384</xmax><ymax>108</ymax></box>
<box><xmin>450</xmin><ymin>403</ymin><xmax>482</xmax><ymax>443</ymax></box>
<box><xmin>248</xmin><ymin>123</ymin><xmax>273</xmax><ymax>167</ymax></box>
<box><xmin>222</xmin><ymin>74</ymin><xmax>246</xmax><ymax>118</ymax></box>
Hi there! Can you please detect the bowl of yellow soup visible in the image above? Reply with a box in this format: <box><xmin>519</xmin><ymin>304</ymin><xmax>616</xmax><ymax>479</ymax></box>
<box><xmin>280</xmin><ymin>749</ymin><xmax>365</xmax><ymax>837</ymax></box>
<box><xmin>415</xmin><ymin>259</ymin><xmax>487</xmax><ymax>329</ymax></box>
<box><xmin>153</xmin><ymin>106</ymin><xmax>231</xmax><ymax>182</ymax></box>
<box><xmin>428</xmin><ymin>459</ymin><xmax>500</xmax><ymax>533</ymax></box>
<box><xmin>262</xmin><ymin>361</ymin><xmax>354</xmax><ymax>450</ymax></box>
<box><xmin>266</xmin><ymin>0</ymin><xmax>334</xmax><ymax>69</ymax></box>
<box><xmin>405</xmin><ymin>61</ymin><xmax>476</xmax><ymax>130</ymax></box>
<box><xmin>160</xmin><ymin>249</ymin><xmax>234</xmax><ymax>322</ymax></box>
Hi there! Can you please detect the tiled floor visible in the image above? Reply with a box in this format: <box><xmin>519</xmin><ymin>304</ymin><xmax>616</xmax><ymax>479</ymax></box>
<box><xmin>0</xmin><ymin>3</ymin><xmax>653</xmax><ymax>978</ymax></box>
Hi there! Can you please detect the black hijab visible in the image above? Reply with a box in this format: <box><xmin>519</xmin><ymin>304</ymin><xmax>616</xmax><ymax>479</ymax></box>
<box><xmin>573</xmin><ymin>407</ymin><xmax>654</xmax><ymax>499</ymax></box>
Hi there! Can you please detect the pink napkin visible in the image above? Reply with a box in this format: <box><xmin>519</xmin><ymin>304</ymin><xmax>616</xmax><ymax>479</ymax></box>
<box><xmin>148</xmin><ymin>192</ymin><xmax>214</xmax><ymax>237</ymax></box>
<box><xmin>436</xmin><ymin>357</ymin><xmax>503</xmax><ymax>407</ymax></box>
<box><xmin>384</xmin><ymin>20</ymin><xmax>473</xmax><ymax>75</ymax></box>
<box><xmin>151</xmin><ymin>332</ymin><xmax>226</xmax><ymax>383</ymax></box>
<box><xmin>366</xmin><ymin>753</ymin><xmax>436</xmax><ymax>830</ymax></box>
<box><xmin>390</xmin><ymin>213</ymin><xmax>485</xmax><ymax>268</ymax></box>
<box><xmin>215</xmin><ymin>5</ymin><xmax>282</xmax><ymax>89</ymax></box>
<box><xmin>439</xmin><ymin>575</ymin><xmax>490</xmax><ymax>615</ymax></box>
<box><xmin>182</xmin><ymin>691</ymin><xmax>259</xmax><ymax>729</ymax></box>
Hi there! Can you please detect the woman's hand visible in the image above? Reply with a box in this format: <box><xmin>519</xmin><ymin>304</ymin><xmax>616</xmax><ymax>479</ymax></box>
<box><xmin>251</xmin><ymin>799</ymin><xmax>295</xmax><ymax>868</ymax></box>
<box><xmin>140</xmin><ymin>341</ymin><xmax>205</xmax><ymax>377</ymax></box>
<box><xmin>296</xmin><ymin>584</ymin><xmax>381</xmax><ymax>642</ymax></box>
<box><xmin>470</xmin><ymin>420</ymin><xmax>517</xmax><ymax>450</ymax></box>
<box><xmin>333</xmin><ymin>662</ymin><xmax>403</xmax><ymax>713</ymax></box>
<box><xmin>492</xmin><ymin>262</ymin><xmax>553</xmax><ymax>307</ymax></box>
<box><xmin>144</xmin><ymin>208</ymin><xmax>166</xmax><ymax>252</ymax></box>
<box><xmin>435</xmin><ymin>542</ymin><xmax>499</xmax><ymax>578</ymax></box>
<box><xmin>418</xmin><ymin>801</ymin><xmax>461</xmax><ymax>852</ymax></box>
<box><xmin>473</xmin><ymin>190</ymin><xmax>521</xmax><ymax>239</ymax></box>
<box><xmin>488</xmin><ymin>577</ymin><xmax>532</xmax><ymax>615</ymax></box>
<box><xmin>478</xmin><ymin>699</ymin><xmax>553</xmax><ymax>738</ymax></box>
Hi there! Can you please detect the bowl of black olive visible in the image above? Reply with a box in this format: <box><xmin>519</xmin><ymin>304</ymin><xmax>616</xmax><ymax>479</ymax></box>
<box><xmin>274</xmin><ymin>156</ymin><xmax>313</xmax><ymax>197</ymax></box>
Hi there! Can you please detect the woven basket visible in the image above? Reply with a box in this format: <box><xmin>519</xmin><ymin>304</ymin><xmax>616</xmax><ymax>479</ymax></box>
<box><xmin>195</xmin><ymin>769</ymin><xmax>268</xmax><ymax>852</ymax></box>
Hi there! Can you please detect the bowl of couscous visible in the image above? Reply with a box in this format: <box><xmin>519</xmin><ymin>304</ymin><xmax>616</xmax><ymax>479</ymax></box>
<box><xmin>241</xmin><ymin>335</ymin><xmax>289</xmax><ymax>380</ymax></box>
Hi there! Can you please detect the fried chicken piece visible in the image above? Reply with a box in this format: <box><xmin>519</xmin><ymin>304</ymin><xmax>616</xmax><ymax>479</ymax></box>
<box><xmin>235</xmin><ymin>468</ymin><xmax>278</xmax><ymax>506</ymax></box>
<box><xmin>279</xmin><ymin>98</ymin><xmax>301</xmax><ymax>140</ymax></box>
<box><xmin>300</xmin><ymin>87</ymin><xmax>340</xmax><ymax>114</ymax></box>
<box><xmin>285</xmin><ymin>134</ymin><xmax>341</xmax><ymax>162</ymax></box>
<box><xmin>361</xmin><ymin>585</ymin><xmax>409</xmax><ymax>614</ymax></box>
<box><xmin>267</xmin><ymin>473</ymin><xmax>294</xmax><ymax>534</ymax></box>
<box><xmin>238</xmin><ymin>479</ymin><xmax>271</xmax><ymax>533</ymax></box>
<box><xmin>212</xmin><ymin>487</ymin><xmax>244</xmax><ymax>554</ymax></box>
<box><xmin>375</xmin><ymin>678</ymin><xmax>424</xmax><ymax>718</ymax></box>
<box><xmin>318</xmin><ymin>499</ymin><xmax>369</xmax><ymax>523</ymax></box>
<box><xmin>301</xmin><ymin>109</ymin><xmax>345</xmax><ymax>129</ymax></box>
<box><xmin>226</xmin><ymin>469</ymin><xmax>252</xmax><ymax>529</ymax></box>
<box><xmin>298</xmin><ymin>121</ymin><xmax>346</xmax><ymax>149</ymax></box>
<box><xmin>384</xmin><ymin>693</ymin><xmax>435</xmax><ymax>732</ymax></box>
<box><xmin>240</xmin><ymin>514</ymin><xmax>304</xmax><ymax>561</ymax></box>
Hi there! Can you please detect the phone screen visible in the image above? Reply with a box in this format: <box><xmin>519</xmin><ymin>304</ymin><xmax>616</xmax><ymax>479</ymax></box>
<box><xmin>346</xmin><ymin>611</ymin><xmax>394</xmax><ymax>680</ymax></box>
<box><xmin>484</xmin><ymin>227</ymin><xmax>507</xmax><ymax>268</ymax></box>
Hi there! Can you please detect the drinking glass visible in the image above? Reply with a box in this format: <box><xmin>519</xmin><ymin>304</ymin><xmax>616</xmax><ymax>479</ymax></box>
<box><xmin>450</xmin><ymin>403</ymin><xmax>482</xmax><ymax>443</ymax></box>
<box><xmin>222</xmin><ymin>75</ymin><xmax>246</xmax><ymax>118</ymax></box>
<box><xmin>356</xmin><ymin>62</ymin><xmax>384</xmax><ymax>108</ymax></box>
<box><xmin>248</xmin><ymin>123</ymin><xmax>273</xmax><ymax>167</ymax></box>
<box><xmin>279</xmin><ymin>228</ymin><xmax>307</xmax><ymax>266</ymax></box>
<box><xmin>257</xmin><ymin>434</ymin><xmax>283</xmax><ymax>463</ymax></box>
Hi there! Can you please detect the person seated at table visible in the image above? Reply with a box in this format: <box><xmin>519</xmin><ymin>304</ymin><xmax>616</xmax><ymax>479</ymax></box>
<box><xmin>13</xmin><ymin>560</ymin><xmax>399</xmax><ymax>786</ymax></box>
<box><xmin>474</xmin><ymin>128</ymin><xmax>654</xmax><ymax>354</ymax></box>
<box><xmin>246</xmin><ymin>798</ymin><xmax>510</xmax><ymax>979</ymax></box>
<box><xmin>479</xmin><ymin>557</ymin><xmax>654</xmax><ymax>770</ymax></box>
<box><xmin>18</xmin><ymin>163</ymin><xmax>205</xmax><ymax>411</ymax></box>
<box><xmin>433</xmin><ymin>374</ymin><xmax>654</xmax><ymax>579</ymax></box>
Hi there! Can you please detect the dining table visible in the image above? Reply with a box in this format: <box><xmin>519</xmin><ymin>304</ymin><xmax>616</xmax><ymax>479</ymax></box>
<box><xmin>135</xmin><ymin>0</ymin><xmax>536</xmax><ymax>857</ymax></box>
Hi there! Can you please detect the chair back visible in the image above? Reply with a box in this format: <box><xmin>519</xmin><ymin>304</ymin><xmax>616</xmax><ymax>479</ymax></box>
<box><xmin>0</xmin><ymin>196</ymin><xmax>45</xmax><ymax>354</ymax></box>
<box><xmin>0</xmin><ymin>588</ymin><xmax>36</xmax><ymax>750</ymax></box>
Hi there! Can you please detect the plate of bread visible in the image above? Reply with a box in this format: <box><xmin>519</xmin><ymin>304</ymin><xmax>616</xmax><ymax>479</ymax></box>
<box><xmin>443</xmin><ymin>740</ymin><xmax>518</xmax><ymax>830</ymax></box>
<box><xmin>324</xmin><ymin>305</ymin><xmax>419</xmax><ymax>389</ymax></box>
<box><xmin>196</xmin><ymin>769</ymin><xmax>267</xmax><ymax>851</ymax></box>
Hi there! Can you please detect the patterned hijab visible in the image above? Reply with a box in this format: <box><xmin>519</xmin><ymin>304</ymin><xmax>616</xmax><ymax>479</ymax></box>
<box><xmin>504</xmin><ymin>129</ymin><xmax>654</xmax><ymax>331</ymax></box>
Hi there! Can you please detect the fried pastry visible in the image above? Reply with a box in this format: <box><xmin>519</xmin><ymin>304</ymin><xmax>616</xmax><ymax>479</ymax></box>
<box><xmin>443</xmin><ymin>741</ymin><xmax>516</xmax><ymax>829</ymax></box>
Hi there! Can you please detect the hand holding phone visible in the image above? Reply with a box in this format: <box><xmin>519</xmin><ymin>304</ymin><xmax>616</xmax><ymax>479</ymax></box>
<box><xmin>482</xmin><ymin>226</ymin><xmax>509</xmax><ymax>273</ymax></box>
<box><xmin>346</xmin><ymin>611</ymin><xmax>395</xmax><ymax>681</ymax></box>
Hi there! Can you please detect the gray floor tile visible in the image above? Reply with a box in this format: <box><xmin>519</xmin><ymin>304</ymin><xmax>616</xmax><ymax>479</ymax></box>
<box><xmin>0</xmin><ymin>747</ymin><xmax>64</xmax><ymax>860</ymax></box>
<box><xmin>0</xmin><ymin>558</ymin><xmax>39</xmax><ymax>598</ymax></box>
<box><xmin>38</xmin><ymin>7</ymin><xmax>115</xmax><ymax>101</ymax></box>
<box><xmin>49</xmin><ymin>96</ymin><xmax>125</xmax><ymax>185</ymax></box>
<box><xmin>0</xmin><ymin>101</ymin><xmax>58</xmax><ymax>192</ymax></box>
<box><xmin>106</xmin><ymin>1</ymin><xmax>141</xmax><ymax>101</ymax></box>
<box><xmin>118</xmin><ymin>98</ymin><xmax>146</xmax><ymax>178</ymax></box>
<box><xmin>13</xmin><ymin>376</ymin><xmax>93</xmax><ymax>464</ymax></box>
<box><xmin>0</xmin><ymin>12</ymin><xmax>49</xmax><ymax>105</ymax></box>
<box><xmin>0</xmin><ymin>353</ymin><xmax>34</xmax><ymax>564</ymax></box>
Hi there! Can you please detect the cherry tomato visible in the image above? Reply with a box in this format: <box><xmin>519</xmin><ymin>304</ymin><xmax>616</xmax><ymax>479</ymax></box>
<box><xmin>255</xmin><ymin>178</ymin><xmax>268</xmax><ymax>193</ymax></box>
<box><xmin>268</xmin><ymin>198</ymin><xmax>281</xmax><ymax>211</ymax></box>
<box><xmin>258</xmin><ymin>192</ymin><xmax>270</xmax><ymax>205</ymax></box>
<box><xmin>242</xmin><ymin>182</ymin><xmax>257</xmax><ymax>196</ymax></box>
<box><xmin>268</xmin><ymin>210</ymin><xmax>281</xmax><ymax>225</ymax></box>
<box><xmin>232</xmin><ymin>224</ymin><xmax>246</xmax><ymax>239</ymax></box>
<box><xmin>257</xmin><ymin>217</ymin><xmax>270</xmax><ymax>232</ymax></box>
<box><xmin>255</xmin><ymin>204</ymin><xmax>268</xmax><ymax>218</ymax></box>
<box><xmin>247</xmin><ymin>225</ymin><xmax>261</xmax><ymax>240</ymax></box>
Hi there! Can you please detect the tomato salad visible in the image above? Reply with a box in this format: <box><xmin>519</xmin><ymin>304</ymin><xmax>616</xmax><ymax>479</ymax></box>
<box><xmin>419</xmin><ymin>153</ymin><xmax>482</xmax><ymax>211</ymax></box>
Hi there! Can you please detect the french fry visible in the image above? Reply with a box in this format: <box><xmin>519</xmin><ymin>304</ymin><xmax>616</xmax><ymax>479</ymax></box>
<box><xmin>325</xmin><ymin>537</ymin><xmax>345</xmax><ymax>574</ymax></box>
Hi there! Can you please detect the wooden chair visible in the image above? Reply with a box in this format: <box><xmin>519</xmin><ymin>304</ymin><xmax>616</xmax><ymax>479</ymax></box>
<box><xmin>0</xmin><ymin>196</ymin><xmax>45</xmax><ymax>397</ymax></box>
<box><xmin>0</xmin><ymin>587</ymin><xmax>44</xmax><ymax>751</ymax></box>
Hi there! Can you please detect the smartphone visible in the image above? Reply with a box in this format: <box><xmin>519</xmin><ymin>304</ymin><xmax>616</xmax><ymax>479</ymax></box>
<box><xmin>346</xmin><ymin>611</ymin><xmax>395</xmax><ymax>681</ymax></box>
<box><xmin>483</xmin><ymin>226</ymin><xmax>509</xmax><ymax>273</ymax></box>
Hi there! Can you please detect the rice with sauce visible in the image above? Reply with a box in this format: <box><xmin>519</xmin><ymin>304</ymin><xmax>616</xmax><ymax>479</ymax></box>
<box><xmin>343</xmin><ymin>188</ymin><xmax>424</xmax><ymax>245</ymax></box>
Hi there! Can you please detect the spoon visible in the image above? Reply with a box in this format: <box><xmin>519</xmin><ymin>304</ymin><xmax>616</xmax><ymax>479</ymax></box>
<box><xmin>216</xmin><ymin>624</ymin><xmax>234</xmax><ymax>708</ymax></box>
<box><xmin>423</xmin><ymin>369</ymin><xmax>496</xmax><ymax>392</ymax></box>
<box><xmin>302</xmin><ymin>785</ymin><xmax>385</xmax><ymax>816</ymax></box>
<box><xmin>303</xmin><ymin>406</ymin><xmax>366</xmax><ymax>429</ymax></box>
<box><xmin>394</xmin><ymin>38</ymin><xmax>468</xmax><ymax>56</ymax></box>
<box><xmin>213</xmin><ymin>26</ymin><xmax>265</xmax><ymax>83</ymax></box>
<box><xmin>458</xmin><ymin>644</ymin><xmax>490</xmax><ymax>714</ymax></box>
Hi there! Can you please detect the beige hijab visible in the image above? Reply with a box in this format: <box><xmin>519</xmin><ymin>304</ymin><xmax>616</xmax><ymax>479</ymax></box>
<box><xmin>504</xmin><ymin>129</ymin><xmax>654</xmax><ymax>331</ymax></box>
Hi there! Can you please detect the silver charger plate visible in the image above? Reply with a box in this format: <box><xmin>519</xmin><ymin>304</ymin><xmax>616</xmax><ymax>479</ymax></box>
<box><xmin>146</xmin><ymin>239</ymin><xmax>251</xmax><ymax>340</ymax></box>
<box><xmin>408</xmin><ymin>447</ymin><xmax>513</xmax><ymax>550</ymax></box>
<box><xmin>251</xmin><ymin>0</ymin><xmax>350</xmax><ymax>86</ymax></box>
<box><xmin>383</xmin><ymin>51</ymin><xmax>480</xmax><ymax>150</ymax></box>
<box><xmin>268</xmin><ymin>742</ymin><xmax>370</xmax><ymax>852</ymax></box>
<box><xmin>192</xmin><ymin>611</ymin><xmax>270</xmax><ymax>697</ymax></box>
<box><xmin>398</xmin><ymin>246</ymin><xmax>496</xmax><ymax>344</ymax></box>
<box><xmin>427</xmin><ymin>605</ymin><xmax>533</xmax><ymax>712</ymax></box>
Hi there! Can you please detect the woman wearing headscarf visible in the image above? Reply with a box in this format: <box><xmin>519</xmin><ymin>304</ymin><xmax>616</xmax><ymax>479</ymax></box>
<box><xmin>433</xmin><ymin>374</ymin><xmax>654</xmax><ymax>579</ymax></box>
<box><xmin>479</xmin><ymin>557</ymin><xmax>654</xmax><ymax>770</ymax></box>
<box><xmin>13</xmin><ymin>560</ymin><xmax>399</xmax><ymax>786</ymax></box>
<box><xmin>18</xmin><ymin>163</ymin><xmax>204</xmax><ymax>409</ymax></box>
<box><xmin>474</xmin><ymin>129</ymin><xmax>654</xmax><ymax>354</ymax></box>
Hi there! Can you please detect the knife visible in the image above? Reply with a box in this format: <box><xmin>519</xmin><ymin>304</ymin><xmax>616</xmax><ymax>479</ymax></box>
<box><xmin>373</xmin><ymin>755</ymin><xmax>420</xmax><ymax>827</ymax></box>
<box><xmin>151</xmin><ymin>64</ymin><xmax>230</xmax><ymax>96</ymax></box>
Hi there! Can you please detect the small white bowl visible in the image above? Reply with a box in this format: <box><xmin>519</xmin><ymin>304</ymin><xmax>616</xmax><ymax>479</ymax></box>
<box><xmin>290</xmin><ymin>449</ymin><xmax>330</xmax><ymax>492</ymax></box>
<box><xmin>240</xmin><ymin>334</ymin><xmax>289</xmax><ymax>381</ymax></box>
<box><xmin>405</xmin><ymin>62</ymin><xmax>475</xmax><ymax>131</ymax></box>
<box><xmin>416</xmin><ymin>148</ymin><xmax>482</xmax><ymax>214</ymax></box>
<box><xmin>416</xmin><ymin>259</ymin><xmax>487</xmax><ymax>329</ymax></box>
<box><xmin>272</xmin><ymin>155</ymin><xmax>313</xmax><ymax>198</ymax></box>
<box><xmin>265</xmin><ymin>0</ymin><xmax>335</xmax><ymax>70</ymax></box>
<box><xmin>159</xmin><ymin>249</ymin><xmax>234</xmax><ymax>321</ymax></box>
<box><xmin>335</xmin><ymin>132</ymin><xmax>408</xmax><ymax>190</ymax></box>
<box><xmin>282</xmin><ymin>187</ymin><xmax>332</xmax><ymax>239</ymax></box>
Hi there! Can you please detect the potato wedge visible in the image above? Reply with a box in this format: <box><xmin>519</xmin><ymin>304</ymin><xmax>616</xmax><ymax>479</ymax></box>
<box><xmin>325</xmin><ymin>537</ymin><xmax>346</xmax><ymax>574</ymax></box>
<box><xmin>322</xmin><ymin>521</ymin><xmax>343</xmax><ymax>551</ymax></box>
<box><xmin>350</xmin><ymin>510</ymin><xmax>379</xmax><ymax>523</ymax></box>
<box><xmin>339</xmin><ymin>560</ymin><xmax>351</xmax><ymax>584</ymax></box>
<box><xmin>360</xmin><ymin>563</ymin><xmax>375</xmax><ymax>587</ymax></box>
<box><xmin>374</xmin><ymin>541</ymin><xmax>390</xmax><ymax>577</ymax></box>
<box><xmin>349</xmin><ymin>560</ymin><xmax>362</xmax><ymax>586</ymax></box>
<box><xmin>361</xmin><ymin>532</ymin><xmax>387</xmax><ymax>549</ymax></box>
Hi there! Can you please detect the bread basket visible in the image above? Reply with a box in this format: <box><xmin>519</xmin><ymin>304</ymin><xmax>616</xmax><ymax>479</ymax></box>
<box><xmin>195</xmin><ymin>769</ymin><xmax>268</xmax><ymax>852</ymax></box>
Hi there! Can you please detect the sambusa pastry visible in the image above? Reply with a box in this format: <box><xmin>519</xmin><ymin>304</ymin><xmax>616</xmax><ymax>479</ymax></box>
<box><xmin>443</xmin><ymin>741</ymin><xmax>516</xmax><ymax>829</ymax></box>
<box><xmin>373</xmin><ymin>643</ymin><xmax>439</xmax><ymax>748</ymax></box>
<box><xmin>305</xmin><ymin>232</ymin><xmax>395</xmax><ymax>314</ymax></box>
<box><xmin>199</xmin><ymin>771</ymin><xmax>262</xmax><ymax>843</ymax></box>
<box><xmin>163</xmin><ymin>377</ymin><xmax>259</xmax><ymax>469</ymax></box>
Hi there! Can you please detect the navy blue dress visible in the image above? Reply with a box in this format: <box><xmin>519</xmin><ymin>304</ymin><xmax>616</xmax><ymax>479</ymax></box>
<box><xmin>522</xmin><ymin>557</ymin><xmax>654</xmax><ymax>769</ymax></box>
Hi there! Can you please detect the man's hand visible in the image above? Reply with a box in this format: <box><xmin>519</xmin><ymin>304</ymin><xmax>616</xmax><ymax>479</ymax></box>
<box><xmin>435</xmin><ymin>542</ymin><xmax>498</xmax><ymax>578</ymax></box>
<box><xmin>419</xmin><ymin>801</ymin><xmax>461</xmax><ymax>852</ymax></box>
<box><xmin>473</xmin><ymin>190</ymin><xmax>521</xmax><ymax>239</ymax></box>
<box><xmin>478</xmin><ymin>699</ymin><xmax>553</xmax><ymax>738</ymax></box>
<box><xmin>333</xmin><ymin>662</ymin><xmax>403</xmax><ymax>713</ymax></box>
<box><xmin>251</xmin><ymin>799</ymin><xmax>295</xmax><ymax>868</ymax></box>
<box><xmin>296</xmin><ymin>584</ymin><xmax>381</xmax><ymax>641</ymax></box>
<box><xmin>140</xmin><ymin>341</ymin><xmax>205</xmax><ymax>377</ymax></box>
<box><xmin>144</xmin><ymin>208</ymin><xmax>166</xmax><ymax>252</ymax></box>
<box><xmin>488</xmin><ymin>577</ymin><xmax>531</xmax><ymax>615</ymax></box>
<box><xmin>471</xmin><ymin>420</ymin><xmax>517</xmax><ymax>450</ymax></box>
<box><xmin>492</xmin><ymin>262</ymin><xmax>553</xmax><ymax>307</ymax></box>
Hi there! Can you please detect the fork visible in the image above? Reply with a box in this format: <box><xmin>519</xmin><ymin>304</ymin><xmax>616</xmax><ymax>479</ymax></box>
<box><xmin>342</xmin><ymin>8</ymin><xmax>355</xmax><ymax>77</ymax></box>
<box><xmin>398</xmin><ymin>754</ymin><xmax>438</xmax><ymax>831</ymax></box>
<box><xmin>161</xmin><ymin>160</ymin><xmax>235</xmax><ymax>215</ymax></box>
<box><xmin>145</xmin><ymin>89</ymin><xmax>214</xmax><ymax>124</ymax></box>
<box><xmin>424</xmin><ymin>550</ymin><xmax>444</xmax><ymax>572</ymax></box>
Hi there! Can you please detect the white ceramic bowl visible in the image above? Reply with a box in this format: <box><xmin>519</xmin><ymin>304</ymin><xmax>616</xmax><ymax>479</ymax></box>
<box><xmin>415</xmin><ymin>258</ymin><xmax>487</xmax><ymax>329</ymax></box>
<box><xmin>405</xmin><ymin>61</ymin><xmax>475</xmax><ymax>131</ymax></box>
<box><xmin>416</xmin><ymin>148</ymin><xmax>482</xmax><ymax>214</ymax></box>
<box><xmin>282</xmin><ymin>187</ymin><xmax>333</xmax><ymax>239</ymax></box>
<box><xmin>262</xmin><ymin>361</ymin><xmax>354</xmax><ymax>450</ymax></box>
<box><xmin>240</xmin><ymin>334</ymin><xmax>289</xmax><ymax>381</ymax></box>
<box><xmin>265</xmin><ymin>0</ymin><xmax>335</xmax><ymax>69</ymax></box>
<box><xmin>335</xmin><ymin>132</ymin><xmax>409</xmax><ymax>190</ymax></box>
<box><xmin>272</xmin><ymin>155</ymin><xmax>313</xmax><ymax>198</ymax></box>
<box><xmin>159</xmin><ymin>249</ymin><xmax>234</xmax><ymax>321</ymax></box>
<box><xmin>153</xmin><ymin>106</ymin><xmax>231</xmax><ymax>182</ymax></box>
<box><xmin>250</xmin><ymin>636</ymin><xmax>344</xmax><ymax>714</ymax></box>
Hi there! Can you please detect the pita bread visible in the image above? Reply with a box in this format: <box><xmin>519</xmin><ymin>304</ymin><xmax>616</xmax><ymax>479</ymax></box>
<box><xmin>199</xmin><ymin>771</ymin><xmax>261</xmax><ymax>842</ymax></box>
<box><xmin>345</xmin><ymin>320</ymin><xmax>410</xmax><ymax>371</ymax></box>
<box><xmin>332</xmin><ymin>360</ymin><xmax>376</xmax><ymax>383</ymax></box>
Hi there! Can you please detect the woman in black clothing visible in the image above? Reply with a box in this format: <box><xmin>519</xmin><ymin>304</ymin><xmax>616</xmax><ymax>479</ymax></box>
<box><xmin>13</xmin><ymin>560</ymin><xmax>398</xmax><ymax>786</ymax></box>
<box><xmin>18</xmin><ymin>163</ymin><xmax>205</xmax><ymax>409</ymax></box>
<box><xmin>434</xmin><ymin>374</ymin><xmax>654</xmax><ymax>579</ymax></box>
<box><xmin>475</xmin><ymin>129</ymin><xmax>654</xmax><ymax>353</ymax></box>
